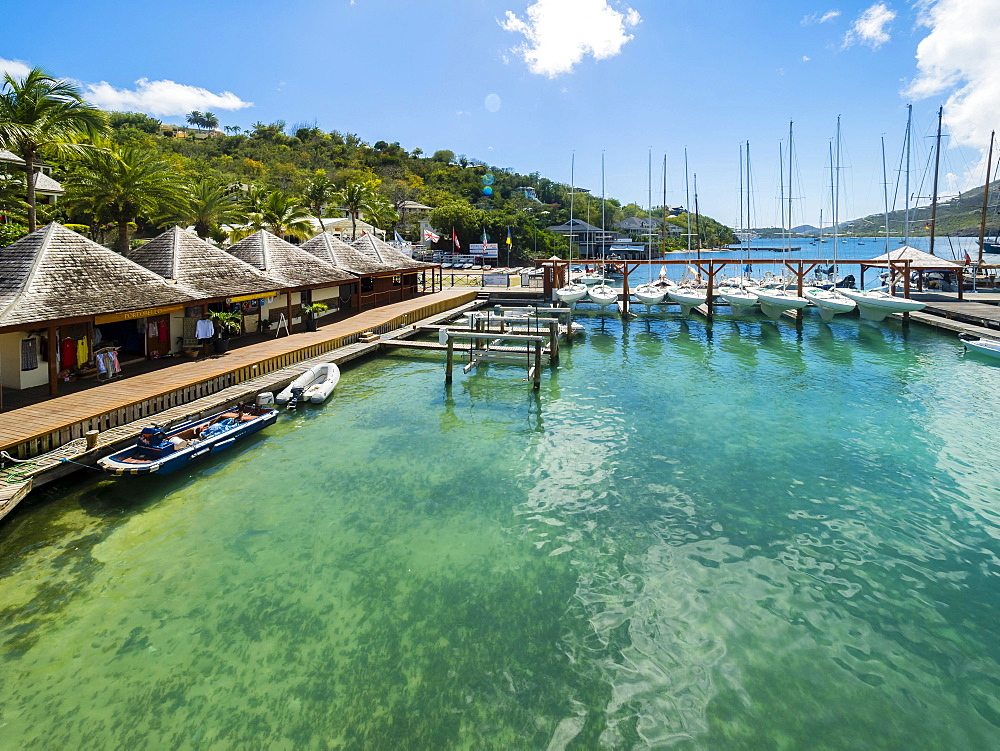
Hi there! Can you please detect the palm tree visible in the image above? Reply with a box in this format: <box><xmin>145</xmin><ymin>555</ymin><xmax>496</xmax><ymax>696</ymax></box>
<box><xmin>233</xmin><ymin>188</ymin><xmax>313</xmax><ymax>241</ymax></box>
<box><xmin>65</xmin><ymin>144</ymin><xmax>186</xmax><ymax>253</ymax></box>
<box><xmin>0</xmin><ymin>67</ymin><xmax>108</xmax><ymax>231</ymax></box>
<box><xmin>170</xmin><ymin>180</ymin><xmax>239</xmax><ymax>239</ymax></box>
<box><xmin>302</xmin><ymin>170</ymin><xmax>334</xmax><ymax>232</ymax></box>
<box><xmin>335</xmin><ymin>178</ymin><xmax>378</xmax><ymax>240</ymax></box>
<box><xmin>202</xmin><ymin>112</ymin><xmax>219</xmax><ymax>131</ymax></box>
<box><xmin>186</xmin><ymin>111</ymin><xmax>203</xmax><ymax>130</ymax></box>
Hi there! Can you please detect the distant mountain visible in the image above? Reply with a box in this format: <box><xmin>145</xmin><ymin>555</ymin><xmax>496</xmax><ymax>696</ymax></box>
<box><xmin>792</xmin><ymin>224</ymin><xmax>818</xmax><ymax>234</ymax></box>
<box><xmin>845</xmin><ymin>180</ymin><xmax>1000</xmax><ymax>238</ymax></box>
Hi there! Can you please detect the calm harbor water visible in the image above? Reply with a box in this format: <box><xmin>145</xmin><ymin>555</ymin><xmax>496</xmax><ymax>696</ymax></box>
<box><xmin>3</xmin><ymin>307</ymin><xmax>1000</xmax><ymax>749</ymax></box>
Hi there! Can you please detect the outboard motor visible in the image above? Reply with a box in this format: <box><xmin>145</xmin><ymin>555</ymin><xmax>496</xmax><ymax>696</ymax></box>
<box><xmin>287</xmin><ymin>386</ymin><xmax>305</xmax><ymax>410</ymax></box>
<box><xmin>836</xmin><ymin>274</ymin><xmax>856</xmax><ymax>289</ymax></box>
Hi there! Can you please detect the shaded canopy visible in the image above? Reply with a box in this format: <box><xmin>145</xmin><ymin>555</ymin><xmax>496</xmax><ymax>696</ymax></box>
<box><xmin>862</xmin><ymin>245</ymin><xmax>963</xmax><ymax>270</ymax></box>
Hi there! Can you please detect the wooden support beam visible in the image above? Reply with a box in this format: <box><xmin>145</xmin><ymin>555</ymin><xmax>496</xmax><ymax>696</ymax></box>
<box><xmin>548</xmin><ymin>321</ymin><xmax>559</xmax><ymax>364</ymax></box>
<box><xmin>445</xmin><ymin>336</ymin><xmax>454</xmax><ymax>383</ymax></box>
<box><xmin>47</xmin><ymin>325</ymin><xmax>59</xmax><ymax>396</ymax></box>
<box><xmin>532</xmin><ymin>341</ymin><xmax>541</xmax><ymax>390</ymax></box>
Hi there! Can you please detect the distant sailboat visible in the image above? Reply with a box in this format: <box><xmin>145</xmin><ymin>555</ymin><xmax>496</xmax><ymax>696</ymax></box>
<box><xmin>588</xmin><ymin>153</ymin><xmax>619</xmax><ymax>308</ymax></box>
<box><xmin>556</xmin><ymin>153</ymin><xmax>589</xmax><ymax>304</ymax></box>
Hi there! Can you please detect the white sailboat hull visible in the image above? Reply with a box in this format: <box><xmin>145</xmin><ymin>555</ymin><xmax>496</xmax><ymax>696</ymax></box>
<box><xmin>633</xmin><ymin>284</ymin><xmax>666</xmax><ymax>305</ymax></box>
<box><xmin>838</xmin><ymin>289</ymin><xmax>926</xmax><ymax>322</ymax></box>
<box><xmin>587</xmin><ymin>285</ymin><xmax>619</xmax><ymax>307</ymax></box>
<box><xmin>752</xmin><ymin>289</ymin><xmax>809</xmax><ymax>320</ymax></box>
<box><xmin>666</xmin><ymin>288</ymin><xmax>707</xmax><ymax>314</ymax></box>
<box><xmin>556</xmin><ymin>284</ymin><xmax>589</xmax><ymax>303</ymax></box>
<box><xmin>719</xmin><ymin>288</ymin><xmax>758</xmax><ymax>313</ymax></box>
<box><xmin>805</xmin><ymin>289</ymin><xmax>857</xmax><ymax>320</ymax></box>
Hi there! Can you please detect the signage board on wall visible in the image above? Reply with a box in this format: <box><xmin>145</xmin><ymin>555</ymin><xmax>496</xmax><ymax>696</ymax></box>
<box><xmin>469</xmin><ymin>243</ymin><xmax>499</xmax><ymax>258</ymax></box>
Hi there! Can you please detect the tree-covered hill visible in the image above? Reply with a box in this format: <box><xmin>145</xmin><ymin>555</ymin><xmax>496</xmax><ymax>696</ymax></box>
<box><xmin>1</xmin><ymin>82</ymin><xmax>734</xmax><ymax>257</ymax></box>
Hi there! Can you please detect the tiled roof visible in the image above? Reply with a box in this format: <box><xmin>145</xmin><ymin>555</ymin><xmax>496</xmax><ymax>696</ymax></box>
<box><xmin>128</xmin><ymin>227</ymin><xmax>283</xmax><ymax>299</ymax></box>
<box><xmin>351</xmin><ymin>234</ymin><xmax>436</xmax><ymax>270</ymax></box>
<box><xmin>33</xmin><ymin>171</ymin><xmax>64</xmax><ymax>195</ymax></box>
<box><xmin>868</xmin><ymin>245</ymin><xmax>962</xmax><ymax>269</ymax></box>
<box><xmin>0</xmin><ymin>224</ymin><xmax>198</xmax><ymax>327</ymax></box>
<box><xmin>224</xmin><ymin>230</ymin><xmax>356</xmax><ymax>288</ymax></box>
<box><xmin>0</xmin><ymin>149</ymin><xmax>24</xmax><ymax>165</ymax></box>
<box><xmin>300</xmin><ymin>232</ymin><xmax>395</xmax><ymax>275</ymax></box>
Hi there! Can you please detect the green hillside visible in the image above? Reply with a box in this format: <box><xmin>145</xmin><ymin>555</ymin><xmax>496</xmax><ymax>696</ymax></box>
<box><xmin>1</xmin><ymin>108</ymin><xmax>735</xmax><ymax>256</ymax></box>
<box><xmin>846</xmin><ymin>180</ymin><xmax>1000</xmax><ymax>239</ymax></box>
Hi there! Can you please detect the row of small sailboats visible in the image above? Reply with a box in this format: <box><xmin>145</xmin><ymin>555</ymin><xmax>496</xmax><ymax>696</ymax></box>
<box><xmin>557</xmin><ymin>267</ymin><xmax>926</xmax><ymax>322</ymax></box>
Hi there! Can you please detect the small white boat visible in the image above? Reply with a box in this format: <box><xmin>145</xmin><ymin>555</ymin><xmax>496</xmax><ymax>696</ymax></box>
<box><xmin>276</xmin><ymin>362</ymin><xmax>341</xmax><ymax>405</ymax></box>
<box><xmin>805</xmin><ymin>288</ymin><xmax>857</xmax><ymax>320</ymax></box>
<box><xmin>961</xmin><ymin>334</ymin><xmax>1000</xmax><ymax>360</ymax></box>
<box><xmin>752</xmin><ymin>288</ymin><xmax>809</xmax><ymax>320</ymax></box>
<box><xmin>587</xmin><ymin>284</ymin><xmax>619</xmax><ymax>307</ymax></box>
<box><xmin>666</xmin><ymin>286</ymin><xmax>708</xmax><ymax>314</ymax></box>
<box><xmin>838</xmin><ymin>289</ymin><xmax>926</xmax><ymax>322</ymax></box>
<box><xmin>633</xmin><ymin>283</ymin><xmax>666</xmax><ymax>305</ymax></box>
<box><xmin>578</xmin><ymin>273</ymin><xmax>608</xmax><ymax>286</ymax></box>
<box><xmin>556</xmin><ymin>283</ymin><xmax>589</xmax><ymax>304</ymax></box>
<box><xmin>719</xmin><ymin>287</ymin><xmax>758</xmax><ymax>314</ymax></box>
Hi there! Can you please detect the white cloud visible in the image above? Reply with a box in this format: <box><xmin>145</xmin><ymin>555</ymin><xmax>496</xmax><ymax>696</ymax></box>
<box><xmin>843</xmin><ymin>3</ymin><xmax>896</xmax><ymax>48</ymax></box>
<box><xmin>0</xmin><ymin>57</ymin><xmax>33</xmax><ymax>80</ymax></box>
<box><xmin>906</xmin><ymin>0</ymin><xmax>1000</xmax><ymax>154</ymax></box>
<box><xmin>501</xmin><ymin>0</ymin><xmax>641</xmax><ymax>77</ymax></box>
<box><xmin>802</xmin><ymin>55</ymin><xmax>812</xmax><ymax>62</ymax></box>
<box><xmin>82</xmin><ymin>78</ymin><xmax>252</xmax><ymax>116</ymax></box>
<box><xmin>802</xmin><ymin>9</ymin><xmax>841</xmax><ymax>24</ymax></box>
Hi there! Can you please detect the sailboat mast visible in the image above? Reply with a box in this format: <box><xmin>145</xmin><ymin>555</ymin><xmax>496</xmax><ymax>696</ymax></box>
<box><xmin>881</xmin><ymin>136</ymin><xmax>891</xmax><ymax>255</ymax></box>
<box><xmin>569</xmin><ymin>152</ymin><xmax>575</xmax><ymax>268</ymax></box>
<box><xmin>979</xmin><ymin>130</ymin><xmax>995</xmax><ymax>265</ymax></box>
<box><xmin>694</xmin><ymin>173</ymin><xmax>702</xmax><ymax>257</ymax></box>
<box><xmin>648</xmin><ymin>147</ymin><xmax>653</xmax><ymax>280</ymax></box>
<box><xmin>779</xmin><ymin>143</ymin><xmax>786</xmax><ymax>252</ymax></box>
<box><xmin>929</xmin><ymin>105</ymin><xmax>943</xmax><ymax>256</ymax></box>
<box><xmin>739</xmin><ymin>142</ymin><xmax>744</xmax><ymax>253</ymax></box>
<box><xmin>788</xmin><ymin>121</ymin><xmax>794</xmax><ymax>255</ymax></box>
<box><xmin>601</xmin><ymin>152</ymin><xmax>606</xmax><ymax>265</ymax></box>
<box><xmin>904</xmin><ymin>104</ymin><xmax>912</xmax><ymax>247</ymax></box>
<box><xmin>662</xmin><ymin>154</ymin><xmax>668</xmax><ymax>257</ymax></box>
<box><xmin>684</xmin><ymin>148</ymin><xmax>692</xmax><ymax>254</ymax></box>
<box><xmin>834</xmin><ymin>116</ymin><xmax>841</xmax><ymax>273</ymax></box>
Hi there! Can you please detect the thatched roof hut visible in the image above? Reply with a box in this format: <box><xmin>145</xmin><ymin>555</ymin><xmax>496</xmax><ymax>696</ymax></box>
<box><xmin>300</xmin><ymin>232</ymin><xmax>395</xmax><ymax>275</ymax></box>
<box><xmin>128</xmin><ymin>227</ymin><xmax>281</xmax><ymax>299</ymax></box>
<box><xmin>351</xmin><ymin>234</ymin><xmax>435</xmax><ymax>270</ymax></box>
<box><xmin>225</xmin><ymin>230</ymin><xmax>355</xmax><ymax>288</ymax></box>
<box><xmin>864</xmin><ymin>245</ymin><xmax>963</xmax><ymax>269</ymax></box>
<box><xmin>0</xmin><ymin>223</ymin><xmax>197</xmax><ymax>328</ymax></box>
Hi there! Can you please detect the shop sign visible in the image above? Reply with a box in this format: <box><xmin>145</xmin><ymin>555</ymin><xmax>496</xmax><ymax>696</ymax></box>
<box><xmin>227</xmin><ymin>291</ymin><xmax>277</xmax><ymax>304</ymax></box>
<box><xmin>95</xmin><ymin>305</ymin><xmax>184</xmax><ymax>324</ymax></box>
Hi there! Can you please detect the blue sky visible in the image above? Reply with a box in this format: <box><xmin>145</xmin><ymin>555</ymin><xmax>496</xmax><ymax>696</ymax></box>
<box><xmin>3</xmin><ymin>0</ymin><xmax>997</xmax><ymax>229</ymax></box>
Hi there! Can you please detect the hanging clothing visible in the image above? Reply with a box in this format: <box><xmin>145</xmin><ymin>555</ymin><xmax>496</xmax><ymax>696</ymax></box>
<box><xmin>93</xmin><ymin>327</ymin><xmax>103</xmax><ymax>346</ymax></box>
<box><xmin>60</xmin><ymin>338</ymin><xmax>76</xmax><ymax>370</ymax></box>
<box><xmin>146</xmin><ymin>322</ymin><xmax>158</xmax><ymax>339</ymax></box>
<box><xmin>21</xmin><ymin>338</ymin><xmax>38</xmax><ymax>371</ymax></box>
<box><xmin>195</xmin><ymin>319</ymin><xmax>215</xmax><ymax>340</ymax></box>
<box><xmin>110</xmin><ymin>351</ymin><xmax>121</xmax><ymax>373</ymax></box>
<box><xmin>76</xmin><ymin>337</ymin><xmax>89</xmax><ymax>368</ymax></box>
<box><xmin>96</xmin><ymin>352</ymin><xmax>108</xmax><ymax>375</ymax></box>
<box><xmin>157</xmin><ymin>319</ymin><xmax>168</xmax><ymax>343</ymax></box>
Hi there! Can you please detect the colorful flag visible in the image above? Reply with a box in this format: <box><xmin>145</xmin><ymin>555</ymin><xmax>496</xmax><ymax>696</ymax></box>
<box><xmin>506</xmin><ymin>227</ymin><xmax>512</xmax><ymax>247</ymax></box>
<box><xmin>965</xmin><ymin>252</ymin><xmax>972</xmax><ymax>265</ymax></box>
<box><xmin>452</xmin><ymin>229</ymin><xmax>461</xmax><ymax>250</ymax></box>
<box><xmin>424</xmin><ymin>229</ymin><xmax>440</xmax><ymax>243</ymax></box>
<box><xmin>394</xmin><ymin>230</ymin><xmax>404</xmax><ymax>244</ymax></box>
<box><xmin>481</xmin><ymin>230</ymin><xmax>489</xmax><ymax>245</ymax></box>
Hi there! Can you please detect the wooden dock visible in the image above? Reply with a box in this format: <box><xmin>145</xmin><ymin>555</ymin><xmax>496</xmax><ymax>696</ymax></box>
<box><xmin>0</xmin><ymin>289</ymin><xmax>478</xmax><ymax>459</ymax></box>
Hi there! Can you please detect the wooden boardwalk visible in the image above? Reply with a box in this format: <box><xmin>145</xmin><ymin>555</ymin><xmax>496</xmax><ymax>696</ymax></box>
<box><xmin>0</xmin><ymin>289</ymin><xmax>477</xmax><ymax>457</ymax></box>
<box><xmin>909</xmin><ymin>292</ymin><xmax>1000</xmax><ymax>331</ymax></box>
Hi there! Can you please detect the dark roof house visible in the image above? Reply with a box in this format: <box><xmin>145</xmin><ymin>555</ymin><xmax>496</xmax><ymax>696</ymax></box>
<box><xmin>0</xmin><ymin>224</ymin><xmax>197</xmax><ymax>328</ymax></box>
<box><xmin>351</xmin><ymin>234</ymin><xmax>436</xmax><ymax>270</ymax></box>
<box><xmin>225</xmin><ymin>230</ymin><xmax>356</xmax><ymax>288</ymax></box>
<box><xmin>300</xmin><ymin>232</ymin><xmax>396</xmax><ymax>275</ymax></box>
<box><xmin>128</xmin><ymin>227</ymin><xmax>281</xmax><ymax>299</ymax></box>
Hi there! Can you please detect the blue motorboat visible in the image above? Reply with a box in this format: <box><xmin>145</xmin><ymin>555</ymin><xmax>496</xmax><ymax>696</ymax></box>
<box><xmin>98</xmin><ymin>404</ymin><xmax>279</xmax><ymax>475</ymax></box>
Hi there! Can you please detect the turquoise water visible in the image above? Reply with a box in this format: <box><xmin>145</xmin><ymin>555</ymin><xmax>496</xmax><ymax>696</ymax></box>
<box><xmin>3</xmin><ymin>309</ymin><xmax>1000</xmax><ymax>749</ymax></box>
